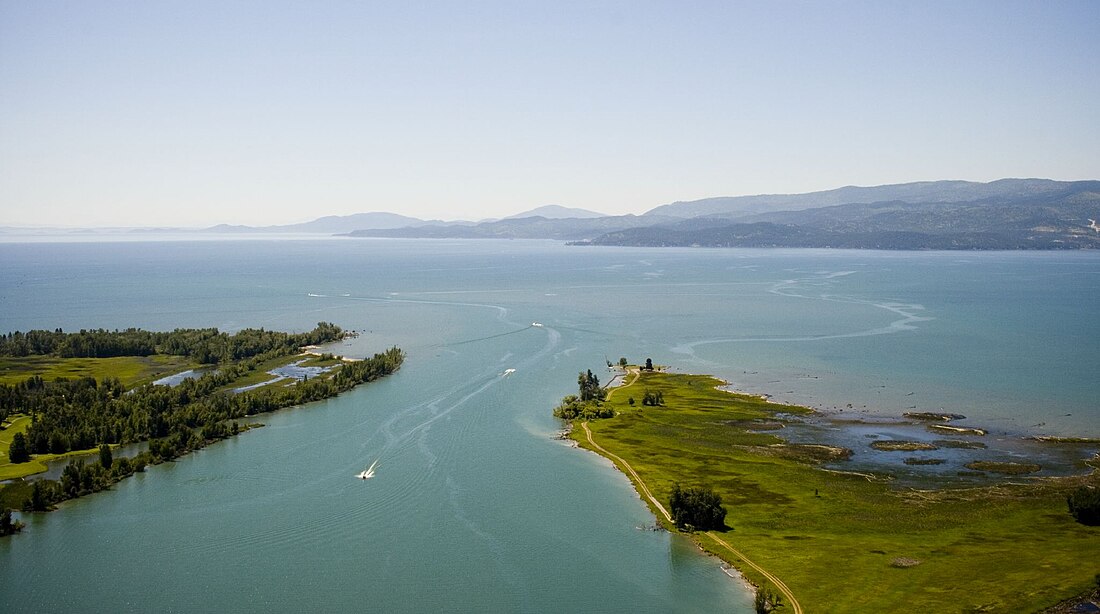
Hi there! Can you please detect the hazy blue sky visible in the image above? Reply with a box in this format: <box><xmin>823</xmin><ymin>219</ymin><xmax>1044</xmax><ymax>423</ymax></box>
<box><xmin>1</xmin><ymin>1</ymin><xmax>1097</xmax><ymax>227</ymax></box>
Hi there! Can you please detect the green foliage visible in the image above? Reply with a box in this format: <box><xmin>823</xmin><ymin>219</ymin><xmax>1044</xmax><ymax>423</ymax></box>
<box><xmin>577</xmin><ymin>369</ymin><xmax>604</xmax><ymax>402</ymax></box>
<box><xmin>0</xmin><ymin>322</ymin><xmax>345</xmax><ymax>362</ymax></box>
<box><xmin>98</xmin><ymin>443</ymin><xmax>112</xmax><ymax>469</ymax></box>
<box><xmin>645</xmin><ymin>358</ymin><xmax>653</xmax><ymax>370</ymax></box>
<box><xmin>553</xmin><ymin>395</ymin><xmax>613</xmax><ymax>421</ymax></box>
<box><xmin>554</xmin><ymin>368</ymin><xmax>614</xmax><ymax>420</ymax></box>
<box><xmin>618</xmin><ymin>357</ymin><xmax>628</xmax><ymax>367</ymax></box>
<box><xmin>641</xmin><ymin>389</ymin><xmax>664</xmax><ymax>406</ymax></box>
<box><xmin>1067</xmin><ymin>486</ymin><xmax>1100</xmax><ymax>526</ymax></box>
<box><xmin>8</xmin><ymin>432</ymin><xmax>29</xmax><ymax>463</ymax></box>
<box><xmin>754</xmin><ymin>583</ymin><xmax>783</xmax><ymax>613</ymax></box>
<box><xmin>1</xmin><ymin>340</ymin><xmax>401</xmax><ymax>459</ymax></box>
<box><xmin>0</xmin><ymin>508</ymin><xmax>23</xmax><ymax>536</ymax></box>
<box><xmin>25</xmin><ymin>480</ymin><xmax>52</xmax><ymax>511</ymax></box>
<box><xmin>669</xmin><ymin>483</ymin><xmax>727</xmax><ymax>531</ymax></box>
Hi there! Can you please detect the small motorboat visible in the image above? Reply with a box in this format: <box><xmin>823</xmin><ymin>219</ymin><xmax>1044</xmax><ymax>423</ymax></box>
<box><xmin>356</xmin><ymin>459</ymin><xmax>379</xmax><ymax>480</ymax></box>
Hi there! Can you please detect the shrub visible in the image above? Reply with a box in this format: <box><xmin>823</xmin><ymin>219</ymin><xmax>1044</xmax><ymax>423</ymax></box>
<box><xmin>1067</xmin><ymin>486</ymin><xmax>1100</xmax><ymax>526</ymax></box>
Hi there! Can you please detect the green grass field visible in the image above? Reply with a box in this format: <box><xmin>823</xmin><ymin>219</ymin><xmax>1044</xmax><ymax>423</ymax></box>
<box><xmin>0</xmin><ymin>354</ymin><xmax>191</xmax><ymax>388</ymax></box>
<box><xmin>578</xmin><ymin>369</ymin><xmax>1100</xmax><ymax>613</ymax></box>
<box><xmin>0</xmin><ymin>414</ymin><xmax>104</xmax><ymax>480</ymax></box>
<box><xmin>0</xmin><ymin>415</ymin><xmax>34</xmax><ymax>480</ymax></box>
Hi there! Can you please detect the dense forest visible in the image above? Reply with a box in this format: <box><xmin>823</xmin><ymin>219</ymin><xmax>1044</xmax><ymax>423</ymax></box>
<box><xmin>0</xmin><ymin>324</ymin><xmax>404</xmax><ymax>517</ymax></box>
<box><xmin>0</xmin><ymin>322</ymin><xmax>344</xmax><ymax>362</ymax></box>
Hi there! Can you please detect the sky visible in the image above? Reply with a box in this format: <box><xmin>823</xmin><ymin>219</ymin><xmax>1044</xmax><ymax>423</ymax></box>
<box><xmin>1</xmin><ymin>1</ymin><xmax>1098</xmax><ymax>228</ymax></box>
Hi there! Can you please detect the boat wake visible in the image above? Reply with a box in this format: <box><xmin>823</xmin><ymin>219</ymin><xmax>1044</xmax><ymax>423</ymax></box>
<box><xmin>356</xmin><ymin>458</ymin><xmax>380</xmax><ymax>480</ymax></box>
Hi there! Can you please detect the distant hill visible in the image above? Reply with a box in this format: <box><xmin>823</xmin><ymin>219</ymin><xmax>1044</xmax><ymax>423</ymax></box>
<box><xmin>204</xmin><ymin>212</ymin><xmax>438</xmax><ymax>234</ymax></box>
<box><xmin>584</xmin><ymin>181</ymin><xmax>1100</xmax><ymax>250</ymax></box>
<box><xmin>644</xmin><ymin>178</ymin><xmax>1094</xmax><ymax>219</ymax></box>
<box><xmin>345</xmin><ymin>214</ymin><xmax>679</xmax><ymax>241</ymax></box>
<box><xmin>504</xmin><ymin>205</ymin><xmax>606</xmax><ymax>219</ymax></box>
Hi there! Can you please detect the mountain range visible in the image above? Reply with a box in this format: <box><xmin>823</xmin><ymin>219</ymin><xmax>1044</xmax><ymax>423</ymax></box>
<box><xmin>4</xmin><ymin>179</ymin><xmax>1097</xmax><ymax>249</ymax></box>
<box><xmin>199</xmin><ymin>205</ymin><xmax>606</xmax><ymax>234</ymax></box>
<box><xmin>344</xmin><ymin>179</ymin><xmax>1100</xmax><ymax>249</ymax></box>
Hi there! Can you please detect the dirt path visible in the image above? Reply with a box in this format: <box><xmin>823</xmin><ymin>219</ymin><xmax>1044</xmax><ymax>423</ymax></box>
<box><xmin>580</xmin><ymin>421</ymin><xmax>672</xmax><ymax>522</ymax></box>
<box><xmin>604</xmin><ymin>366</ymin><xmax>640</xmax><ymax>402</ymax></box>
<box><xmin>708</xmin><ymin>532</ymin><xmax>803</xmax><ymax>614</ymax></box>
<box><xmin>579</xmin><ymin>419</ymin><xmax>803</xmax><ymax>614</ymax></box>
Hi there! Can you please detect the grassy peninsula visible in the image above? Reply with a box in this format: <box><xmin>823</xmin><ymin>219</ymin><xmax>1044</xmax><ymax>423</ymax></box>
<box><xmin>560</xmin><ymin>366</ymin><xmax>1100</xmax><ymax>613</ymax></box>
<box><xmin>0</xmin><ymin>324</ymin><xmax>403</xmax><ymax>520</ymax></box>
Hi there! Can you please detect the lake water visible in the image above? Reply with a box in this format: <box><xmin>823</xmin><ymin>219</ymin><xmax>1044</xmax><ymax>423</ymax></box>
<box><xmin>1</xmin><ymin>239</ymin><xmax>1097</xmax><ymax>612</ymax></box>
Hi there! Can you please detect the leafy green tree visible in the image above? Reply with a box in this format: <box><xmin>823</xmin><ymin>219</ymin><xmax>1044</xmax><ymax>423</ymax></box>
<box><xmin>61</xmin><ymin>461</ymin><xmax>83</xmax><ymax>497</ymax></box>
<box><xmin>577</xmin><ymin>370</ymin><xmax>604</xmax><ymax>402</ymax></box>
<box><xmin>553</xmin><ymin>395</ymin><xmax>613</xmax><ymax>421</ymax></box>
<box><xmin>26</xmin><ymin>480</ymin><xmax>49</xmax><ymax>511</ymax></box>
<box><xmin>669</xmin><ymin>483</ymin><xmax>727</xmax><ymax>531</ymax></box>
<box><xmin>8</xmin><ymin>432</ymin><xmax>30</xmax><ymax>463</ymax></box>
<box><xmin>645</xmin><ymin>358</ymin><xmax>653</xmax><ymax>370</ymax></box>
<box><xmin>642</xmin><ymin>389</ymin><xmax>664</xmax><ymax>406</ymax></box>
<box><xmin>98</xmin><ymin>443</ymin><xmax>113</xmax><ymax>469</ymax></box>
<box><xmin>1067</xmin><ymin>486</ymin><xmax>1100</xmax><ymax>525</ymax></box>
<box><xmin>618</xmin><ymin>357</ymin><xmax>628</xmax><ymax>367</ymax></box>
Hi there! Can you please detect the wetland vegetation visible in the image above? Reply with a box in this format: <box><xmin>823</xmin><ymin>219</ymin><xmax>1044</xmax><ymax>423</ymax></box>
<box><xmin>558</xmin><ymin>366</ymin><xmax>1100</xmax><ymax>612</ymax></box>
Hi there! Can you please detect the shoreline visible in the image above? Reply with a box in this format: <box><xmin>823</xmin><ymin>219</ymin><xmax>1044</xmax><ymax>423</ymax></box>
<box><xmin>563</xmin><ymin>366</ymin><xmax>1100</xmax><ymax>612</ymax></box>
<box><xmin>0</xmin><ymin>345</ymin><xmax>405</xmax><ymax>521</ymax></box>
<box><xmin>716</xmin><ymin>378</ymin><xmax>1099</xmax><ymax>485</ymax></box>
<box><xmin>713</xmin><ymin>363</ymin><xmax>1099</xmax><ymax>442</ymax></box>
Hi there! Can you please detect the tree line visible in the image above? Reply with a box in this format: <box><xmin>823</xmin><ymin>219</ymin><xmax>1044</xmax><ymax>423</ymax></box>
<box><xmin>0</xmin><ymin>322</ymin><xmax>345</xmax><ymax>362</ymax></box>
<box><xmin>0</xmin><ymin>325</ymin><xmax>345</xmax><ymax>431</ymax></box>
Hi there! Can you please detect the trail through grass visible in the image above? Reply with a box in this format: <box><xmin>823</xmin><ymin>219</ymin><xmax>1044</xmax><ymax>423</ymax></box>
<box><xmin>571</xmin><ymin>369</ymin><xmax>1100</xmax><ymax>613</ymax></box>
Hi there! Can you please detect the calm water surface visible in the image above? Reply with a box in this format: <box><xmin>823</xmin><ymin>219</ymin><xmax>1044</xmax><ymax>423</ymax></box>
<box><xmin>1</xmin><ymin>239</ymin><xmax>1097</xmax><ymax>612</ymax></box>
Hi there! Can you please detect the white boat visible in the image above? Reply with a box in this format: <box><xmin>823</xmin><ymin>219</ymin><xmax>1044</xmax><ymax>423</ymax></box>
<box><xmin>531</xmin><ymin>322</ymin><xmax>543</xmax><ymax>327</ymax></box>
<box><xmin>502</xmin><ymin>368</ymin><xmax>516</xmax><ymax>377</ymax></box>
<box><xmin>356</xmin><ymin>459</ymin><xmax>379</xmax><ymax>480</ymax></box>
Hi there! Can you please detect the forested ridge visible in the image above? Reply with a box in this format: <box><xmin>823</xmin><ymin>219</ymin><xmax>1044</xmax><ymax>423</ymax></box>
<box><xmin>0</xmin><ymin>324</ymin><xmax>404</xmax><ymax>519</ymax></box>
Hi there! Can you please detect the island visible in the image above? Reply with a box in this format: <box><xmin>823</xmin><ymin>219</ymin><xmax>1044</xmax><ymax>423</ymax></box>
<box><xmin>555</xmin><ymin>363</ymin><xmax>1100</xmax><ymax>613</ymax></box>
<box><xmin>0</xmin><ymin>324</ymin><xmax>403</xmax><ymax>525</ymax></box>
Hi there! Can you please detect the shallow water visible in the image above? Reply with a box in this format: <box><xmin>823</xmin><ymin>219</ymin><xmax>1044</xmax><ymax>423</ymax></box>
<box><xmin>151</xmin><ymin>368</ymin><xmax>210</xmax><ymax>387</ymax></box>
<box><xmin>0</xmin><ymin>239</ymin><xmax>1097</xmax><ymax>612</ymax></box>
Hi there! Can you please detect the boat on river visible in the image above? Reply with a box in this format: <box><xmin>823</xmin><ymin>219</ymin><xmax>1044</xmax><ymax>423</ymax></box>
<box><xmin>356</xmin><ymin>459</ymin><xmax>379</xmax><ymax>480</ymax></box>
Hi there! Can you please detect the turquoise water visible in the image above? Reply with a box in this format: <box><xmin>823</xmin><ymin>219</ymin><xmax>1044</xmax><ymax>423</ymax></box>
<box><xmin>1</xmin><ymin>239</ymin><xmax>1097</xmax><ymax>612</ymax></box>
